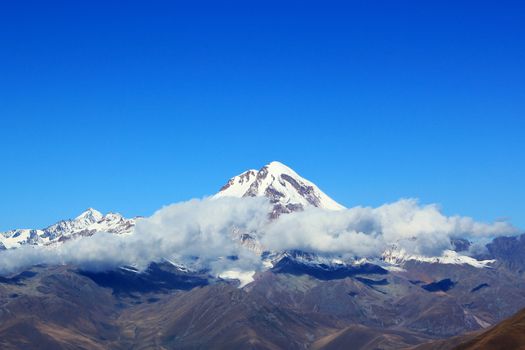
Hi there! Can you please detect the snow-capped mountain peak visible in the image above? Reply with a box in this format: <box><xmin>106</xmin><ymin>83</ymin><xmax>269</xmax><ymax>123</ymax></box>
<box><xmin>75</xmin><ymin>208</ymin><xmax>103</xmax><ymax>224</ymax></box>
<box><xmin>0</xmin><ymin>208</ymin><xmax>137</xmax><ymax>249</ymax></box>
<box><xmin>215</xmin><ymin>161</ymin><xmax>345</xmax><ymax>215</ymax></box>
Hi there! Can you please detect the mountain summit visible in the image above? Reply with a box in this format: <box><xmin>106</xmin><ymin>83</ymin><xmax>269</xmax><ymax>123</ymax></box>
<box><xmin>74</xmin><ymin>208</ymin><xmax>104</xmax><ymax>225</ymax></box>
<box><xmin>215</xmin><ymin>161</ymin><xmax>345</xmax><ymax>216</ymax></box>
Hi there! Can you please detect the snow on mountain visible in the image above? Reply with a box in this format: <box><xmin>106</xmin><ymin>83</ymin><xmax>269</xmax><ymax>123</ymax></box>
<box><xmin>215</xmin><ymin>161</ymin><xmax>345</xmax><ymax>216</ymax></box>
<box><xmin>0</xmin><ymin>163</ymin><xmax>495</xmax><ymax>284</ymax></box>
<box><xmin>0</xmin><ymin>208</ymin><xmax>137</xmax><ymax>249</ymax></box>
<box><xmin>214</xmin><ymin>161</ymin><xmax>495</xmax><ymax>273</ymax></box>
<box><xmin>219</xmin><ymin>270</ymin><xmax>256</xmax><ymax>288</ymax></box>
<box><xmin>381</xmin><ymin>245</ymin><xmax>496</xmax><ymax>268</ymax></box>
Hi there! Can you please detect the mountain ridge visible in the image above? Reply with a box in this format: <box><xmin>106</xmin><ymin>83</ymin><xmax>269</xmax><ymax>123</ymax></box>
<box><xmin>1</xmin><ymin>161</ymin><xmax>500</xmax><ymax>273</ymax></box>
<box><xmin>0</xmin><ymin>208</ymin><xmax>136</xmax><ymax>249</ymax></box>
<box><xmin>1</xmin><ymin>161</ymin><xmax>525</xmax><ymax>349</ymax></box>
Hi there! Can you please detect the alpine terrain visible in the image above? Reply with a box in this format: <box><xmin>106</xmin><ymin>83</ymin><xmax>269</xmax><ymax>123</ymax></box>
<box><xmin>0</xmin><ymin>161</ymin><xmax>524</xmax><ymax>350</ymax></box>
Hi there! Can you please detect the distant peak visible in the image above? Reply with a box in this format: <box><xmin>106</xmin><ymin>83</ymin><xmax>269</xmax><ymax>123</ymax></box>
<box><xmin>83</xmin><ymin>207</ymin><xmax>101</xmax><ymax>215</ymax></box>
<box><xmin>75</xmin><ymin>208</ymin><xmax>103</xmax><ymax>222</ymax></box>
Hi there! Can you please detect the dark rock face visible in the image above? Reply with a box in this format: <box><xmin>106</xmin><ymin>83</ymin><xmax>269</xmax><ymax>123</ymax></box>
<box><xmin>219</xmin><ymin>170</ymin><xmax>256</xmax><ymax>192</ymax></box>
<box><xmin>79</xmin><ymin>262</ymin><xmax>208</xmax><ymax>295</ymax></box>
<box><xmin>471</xmin><ymin>283</ymin><xmax>489</xmax><ymax>292</ymax></box>
<box><xmin>280</xmin><ymin>173</ymin><xmax>321</xmax><ymax>207</ymax></box>
<box><xmin>270</xmin><ymin>203</ymin><xmax>304</xmax><ymax>218</ymax></box>
<box><xmin>451</xmin><ymin>238</ymin><xmax>471</xmax><ymax>252</ymax></box>
<box><xmin>483</xmin><ymin>233</ymin><xmax>525</xmax><ymax>272</ymax></box>
<box><xmin>421</xmin><ymin>278</ymin><xmax>456</xmax><ymax>292</ymax></box>
<box><xmin>263</xmin><ymin>186</ymin><xmax>286</xmax><ymax>203</ymax></box>
<box><xmin>355</xmin><ymin>277</ymin><xmax>389</xmax><ymax>286</ymax></box>
<box><xmin>272</xmin><ymin>255</ymin><xmax>387</xmax><ymax>280</ymax></box>
<box><xmin>0</xmin><ymin>271</ymin><xmax>37</xmax><ymax>285</ymax></box>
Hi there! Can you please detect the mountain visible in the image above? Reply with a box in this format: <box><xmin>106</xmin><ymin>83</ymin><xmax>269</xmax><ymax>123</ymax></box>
<box><xmin>0</xmin><ymin>208</ymin><xmax>136</xmax><ymax>249</ymax></box>
<box><xmin>215</xmin><ymin>161</ymin><xmax>345</xmax><ymax>216</ymax></box>
<box><xmin>3</xmin><ymin>255</ymin><xmax>525</xmax><ymax>349</ymax></box>
<box><xmin>0</xmin><ymin>162</ymin><xmax>500</xmax><ymax>273</ymax></box>
<box><xmin>213</xmin><ymin>161</ymin><xmax>501</xmax><ymax>272</ymax></box>
<box><xmin>1</xmin><ymin>161</ymin><xmax>525</xmax><ymax>349</ymax></box>
<box><xmin>453</xmin><ymin>307</ymin><xmax>525</xmax><ymax>350</ymax></box>
<box><xmin>411</xmin><ymin>307</ymin><xmax>525</xmax><ymax>350</ymax></box>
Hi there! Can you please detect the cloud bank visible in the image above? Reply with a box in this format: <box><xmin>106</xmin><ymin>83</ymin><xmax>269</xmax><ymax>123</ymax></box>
<box><xmin>0</xmin><ymin>197</ymin><xmax>518</xmax><ymax>276</ymax></box>
<box><xmin>262</xmin><ymin>199</ymin><xmax>516</xmax><ymax>257</ymax></box>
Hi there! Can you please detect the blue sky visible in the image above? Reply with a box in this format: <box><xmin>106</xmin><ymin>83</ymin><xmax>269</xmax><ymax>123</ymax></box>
<box><xmin>0</xmin><ymin>0</ymin><xmax>523</xmax><ymax>231</ymax></box>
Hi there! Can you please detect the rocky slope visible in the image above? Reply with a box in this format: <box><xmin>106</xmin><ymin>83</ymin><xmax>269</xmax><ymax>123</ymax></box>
<box><xmin>410</xmin><ymin>307</ymin><xmax>525</xmax><ymax>350</ymax></box>
<box><xmin>453</xmin><ymin>307</ymin><xmax>525</xmax><ymax>350</ymax></box>
<box><xmin>2</xmin><ymin>254</ymin><xmax>525</xmax><ymax>350</ymax></box>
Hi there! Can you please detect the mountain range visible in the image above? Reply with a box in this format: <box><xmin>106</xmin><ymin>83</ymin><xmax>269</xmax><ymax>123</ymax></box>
<box><xmin>0</xmin><ymin>161</ymin><xmax>524</xmax><ymax>349</ymax></box>
<box><xmin>0</xmin><ymin>208</ymin><xmax>136</xmax><ymax>250</ymax></box>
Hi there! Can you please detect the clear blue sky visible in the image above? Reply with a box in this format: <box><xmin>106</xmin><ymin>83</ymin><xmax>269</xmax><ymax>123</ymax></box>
<box><xmin>1</xmin><ymin>0</ymin><xmax>523</xmax><ymax>231</ymax></box>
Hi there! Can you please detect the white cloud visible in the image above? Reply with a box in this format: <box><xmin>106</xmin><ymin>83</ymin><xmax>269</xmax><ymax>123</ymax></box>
<box><xmin>0</xmin><ymin>197</ymin><xmax>518</xmax><ymax>276</ymax></box>
<box><xmin>262</xmin><ymin>199</ymin><xmax>517</xmax><ymax>257</ymax></box>
<box><xmin>0</xmin><ymin>197</ymin><xmax>270</xmax><ymax>276</ymax></box>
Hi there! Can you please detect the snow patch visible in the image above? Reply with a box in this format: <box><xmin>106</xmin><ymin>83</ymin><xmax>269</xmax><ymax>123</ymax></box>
<box><xmin>219</xmin><ymin>269</ymin><xmax>255</xmax><ymax>288</ymax></box>
<box><xmin>382</xmin><ymin>247</ymin><xmax>495</xmax><ymax>268</ymax></box>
